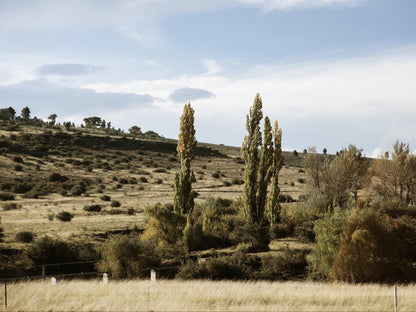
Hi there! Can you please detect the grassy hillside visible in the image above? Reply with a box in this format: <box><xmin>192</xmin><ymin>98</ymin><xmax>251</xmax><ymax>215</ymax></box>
<box><xmin>0</xmin><ymin>125</ymin><xmax>306</xmax><ymax>247</ymax></box>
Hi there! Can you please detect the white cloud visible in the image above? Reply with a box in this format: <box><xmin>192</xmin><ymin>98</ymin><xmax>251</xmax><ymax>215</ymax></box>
<box><xmin>82</xmin><ymin>47</ymin><xmax>416</xmax><ymax>149</ymax></box>
<box><xmin>370</xmin><ymin>148</ymin><xmax>387</xmax><ymax>159</ymax></box>
<box><xmin>202</xmin><ymin>59</ymin><xmax>222</xmax><ymax>76</ymax></box>
<box><xmin>234</xmin><ymin>0</ymin><xmax>367</xmax><ymax>11</ymax></box>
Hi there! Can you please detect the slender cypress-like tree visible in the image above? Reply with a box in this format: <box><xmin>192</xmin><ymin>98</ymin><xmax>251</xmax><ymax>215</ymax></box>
<box><xmin>266</xmin><ymin>120</ymin><xmax>283</xmax><ymax>226</ymax></box>
<box><xmin>174</xmin><ymin>102</ymin><xmax>197</xmax><ymax>215</ymax></box>
<box><xmin>257</xmin><ymin>116</ymin><xmax>273</xmax><ymax>222</ymax></box>
<box><xmin>242</xmin><ymin>94</ymin><xmax>263</xmax><ymax>224</ymax></box>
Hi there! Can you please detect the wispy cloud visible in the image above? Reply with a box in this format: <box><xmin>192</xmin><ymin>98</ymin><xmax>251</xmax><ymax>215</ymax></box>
<box><xmin>37</xmin><ymin>64</ymin><xmax>104</xmax><ymax>76</ymax></box>
<box><xmin>234</xmin><ymin>0</ymin><xmax>368</xmax><ymax>11</ymax></box>
<box><xmin>169</xmin><ymin>87</ymin><xmax>214</xmax><ymax>103</ymax></box>
<box><xmin>202</xmin><ymin>59</ymin><xmax>222</xmax><ymax>76</ymax></box>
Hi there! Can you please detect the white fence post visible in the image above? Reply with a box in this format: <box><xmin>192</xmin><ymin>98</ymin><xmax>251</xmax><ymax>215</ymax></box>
<box><xmin>150</xmin><ymin>270</ymin><xmax>157</xmax><ymax>283</ymax></box>
<box><xmin>51</xmin><ymin>277</ymin><xmax>56</xmax><ymax>285</ymax></box>
<box><xmin>103</xmin><ymin>273</ymin><xmax>108</xmax><ymax>284</ymax></box>
<box><xmin>394</xmin><ymin>285</ymin><xmax>398</xmax><ymax>312</ymax></box>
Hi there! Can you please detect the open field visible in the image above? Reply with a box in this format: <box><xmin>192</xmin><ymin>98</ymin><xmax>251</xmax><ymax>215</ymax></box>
<box><xmin>2</xmin><ymin>279</ymin><xmax>412</xmax><ymax>311</ymax></box>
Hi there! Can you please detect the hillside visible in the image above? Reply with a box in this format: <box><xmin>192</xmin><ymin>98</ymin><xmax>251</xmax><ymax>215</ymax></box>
<box><xmin>0</xmin><ymin>124</ymin><xmax>306</xmax><ymax>247</ymax></box>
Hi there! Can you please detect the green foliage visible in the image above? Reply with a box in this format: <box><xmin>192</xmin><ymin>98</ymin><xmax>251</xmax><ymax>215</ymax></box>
<box><xmin>255</xmin><ymin>249</ymin><xmax>308</xmax><ymax>281</ymax></box>
<box><xmin>49</xmin><ymin>172</ymin><xmax>69</xmax><ymax>183</ymax></box>
<box><xmin>15</xmin><ymin>231</ymin><xmax>36</xmax><ymax>243</ymax></box>
<box><xmin>177</xmin><ymin>253</ymin><xmax>251</xmax><ymax>280</ymax></box>
<box><xmin>56</xmin><ymin>211</ymin><xmax>74</xmax><ymax>222</ymax></box>
<box><xmin>83</xmin><ymin>204</ymin><xmax>102</xmax><ymax>212</ymax></box>
<box><xmin>330</xmin><ymin>208</ymin><xmax>416</xmax><ymax>283</ymax></box>
<box><xmin>100</xmin><ymin>195</ymin><xmax>111</xmax><ymax>201</ymax></box>
<box><xmin>25</xmin><ymin>236</ymin><xmax>97</xmax><ymax>274</ymax></box>
<box><xmin>242</xmin><ymin>94</ymin><xmax>283</xmax><ymax>228</ymax></box>
<box><xmin>231</xmin><ymin>222</ymin><xmax>270</xmax><ymax>252</ymax></box>
<box><xmin>183</xmin><ymin>218</ymin><xmax>204</xmax><ymax>252</ymax></box>
<box><xmin>98</xmin><ymin>235</ymin><xmax>161</xmax><ymax>279</ymax></box>
<box><xmin>174</xmin><ymin>102</ymin><xmax>197</xmax><ymax>215</ymax></box>
<box><xmin>21</xmin><ymin>106</ymin><xmax>31</xmax><ymax>121</ymax></box>
<box><xmin>309</xmin><ymin>208</ymin><xmax>350</xmax><ymax>280</ymax></box>
<box><xmin>142</xmin><ymin>203</ymin><xmax>186</xmax><ymax>248</ymax></box>
<box><xmin>111</xmin><ymin>200</ymin><xmax>121</xmax><ymax>207</ymax></box>
<box><xmin>0</xmin><ymin>192</ymin><xmax>15</xmax><ymax>201</ymax></box>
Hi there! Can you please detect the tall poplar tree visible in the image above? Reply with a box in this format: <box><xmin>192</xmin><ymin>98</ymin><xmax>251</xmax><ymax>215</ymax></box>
<box><xmin>242</xmin><ymin>94</ymin><xmax>283</xmax><ymax>225</ymax></box>
<box><xmin>174</xmin><ymin>102</ymin><xmax>197</xmax><ymax>215</ymax></box>
<box><xmin>242</xmin><ymin>93</ymin><xmax>263</xmax><ymax>224</ymax></box>
<box><xmin>266</xmin><ymin>120</ymin><xmax>283</xmax><ymax>226</ymax></box>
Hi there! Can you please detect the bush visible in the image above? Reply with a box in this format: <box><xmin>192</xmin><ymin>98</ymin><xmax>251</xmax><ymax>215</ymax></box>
<box><xmin>309</xmin><ymin>208</ymin><xmax>349</xmax><ymax>280</ymax></box>
<box><xmin>211</xmin><ymin>172</ymin><xmax>220</xmax><ymax>179</ymax></box>
<box><xmin>231</xmin><ymin>178</ymin><xmax>244</xmax><ymax>185</ymax></box>
<box><xmin>111</xmin><ymin>200</ymin><xmax>121</xmax><ymax>208</ymax></box>
<box><xmin>49</xmin><ymin>172</ymin><xmax>69</xmax><ymax>183</ymax></box>
<box><xmin>231</xmin><ymin>222</ymin><xmax>270</xmax><ymax>252</ymax></box>
<box><xmin>100</xmin><ymin>195</ymin><xmax>111</xmax><ymax>201</ymax></box>
<box><xmin>0</xmin><ymin>192</ymin><xmax>15</xmax><ymax>201</ymax></box>
<box><xmin>15</xmin><ymin>231</ymin><xmax>36</xmax><ymax>243</ymax></box>
<box><xmin>12</xmin><ymin>181</ymin><xmax>32</xmax><ymax>193</ymax></box>
<box><xmin>56</xmin><ymin>211</ymin><xmax>74</xmax><ymax>222</ymax></box>
<box><xmin>25</xmin><ymin>236</ymin><xmax>97</xmax><ymax>275</ymax></box>
<box><xmin>14</xmin><ymin>164</ymin><xmax>23</xmax><ymax>171</ymax></box>
<box><xmin>71</xmin><ymin>182</ymin><xmax>87</xmax><ymax>196</ymax></box>
<box><xmin>270</xmin><ymin>223</ymin><xmax>294</xmax><ymax>239</ymax></box>
<box><xmin>2</xmin><ymin>202</ymin><xmax>19</xmax><ymax>210</ymax></box>
<box><xmin>98</xmin><ymin>235</ymin><xmax>161</xmax><ymax>279</ymax></box>
<box><xmin>177</xmin><ymin>253</ymin><xmax>251</xmax><ymax>280</ymax></box>
<box><xmin>255</xmin><ymin>249</ymin><xmax>308</xmax><ymax>281</ymax></box>
<box><xmin>83</xmin><ymin>204</ymin><xmax>102</xmax><ymax>212</ymax></box>
<box><xmin>139</xmin><ymin>177</ymin><xmax>148</xmax><ymax>183</ymax></box>
<box><xmin>330</xmin><ymin>208</ymin><xmax>416</xmax><ymax>283</ymax></box>
<box><xmin>223</xmin><ymin>181</ymin><xmax>232</xmax><ymax>187</ymax></box>
<box><xmin>13</xmin><ymin>156</ymin><xmax>24</xmax><ymax>163</ymax></box>
<box><xmin>154</xmin><ymin>178</ymin><xmax>163</xmax><ymax>184</ymax></box>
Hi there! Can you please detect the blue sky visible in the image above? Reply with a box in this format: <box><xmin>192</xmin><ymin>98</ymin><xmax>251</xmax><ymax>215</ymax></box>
<box><xmin>1</xmin><ymin>0</ymin><xmax>416</xmax><ymax>157</ymax></box>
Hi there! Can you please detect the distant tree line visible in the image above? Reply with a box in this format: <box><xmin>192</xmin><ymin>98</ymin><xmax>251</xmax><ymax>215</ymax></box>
<box><xmin>0</xmin><ymin>106</ymin><xmax>162</xmax><ymax>139</ymax></box>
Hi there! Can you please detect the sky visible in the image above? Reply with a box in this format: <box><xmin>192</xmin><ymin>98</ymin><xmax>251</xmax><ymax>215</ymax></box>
<box><xmin>1</xmin><ymin>0</ymin><xmax>416</xmax><ymax>157</ymax></box>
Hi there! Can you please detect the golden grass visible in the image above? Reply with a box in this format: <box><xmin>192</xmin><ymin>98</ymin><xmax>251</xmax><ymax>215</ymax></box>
<box><xmin>3</xmin><ymin>279</ymin><xmax>414</xmax><ymax>311</ymax></box>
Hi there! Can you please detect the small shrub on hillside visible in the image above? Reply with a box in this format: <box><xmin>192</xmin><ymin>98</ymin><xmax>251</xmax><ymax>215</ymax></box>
<box><xmin>154</xmin><ymin>168</ymin><xmax>167</xmax><ymax>173</ymax></box>
<box><xmin>13</xmin><ymin>182</ymin><xmax>33</xmax><ymax>194</ymax></box>
<box><xmin>0</xmin><ymin>192</ymin><xmax>15</xmax><ymax>201</ymax></box>
<box><xmin>297</xmin><ymin>178</ymin><xmax>305</xmax><ymax>184</ymax></box>
<box><xmin>2</xmin><ymin>202</ymin><xmax>19</xmax><ymax>210</ymax></box>
<box><xmin>111</xmin><ymin>200</ymin><xmax>121</xmax><ymax>207</ymax></box>
<box><xmin>14</xmin><ymin>164</ymin><xmax>23</xmax><ymax>171</ymax></box>
<box><xmin>100</xmin><ymin>195</ymin><xmax>111</xmax><ymax>201</ymax></box>
<box><xmin>211</xmin><ymin>172</ymin><xmax>220</xmax><ymax>179</ymax></box>
<box><xmin>139</xmin><ymin>177</ymin><xmax>148</xmax><ymax>183</ymax></box>
<box><xmin>230</xmin><ymin>222</ymin><xmax>271</xmax><ymax>252</ymax></box>
<box><xmin>13</xmin><ymin>156</ymin><xmax>24</xmax><ymax>163</ymax></box>
<box><xmin>223</xmin><ymin>181</ymin><xmax>232</xmax><ymax>187</ymax></box>
<box><xmin>56</xmin><ymin>211</ymin><xmax>74</xmax><ymax>222</ymax></box>
<box><xmin>289</xmin><ymin>181</ymin><xmax>295</xmax><ymax>186</ymax></box>
<box><xmin>119</xmin><ymin>178</ymin><xmax>129</xmax><ymax>184</ymax></box>
<box><xmin>231</xmin><ymin>178</ymin><xmax>244</xmax><ymax>185</ymax></box>
<box><xmin>84</xmin><ymin>204</ymin><xmax>102</xmax><ymax>212</ymax></box>
<box><xmin>129</xmin><ymin>178</ymin><xmax>137</xmax><ymax>184</ymax></box>
<box><xmin>71</xmin><ymin>182</ymin><xmax>87</xmax><ymax>196</ymax></box>
<box><xmin>16</xmin><ymin>231</ymin><xmax>36</xmax><ymax>243</ymax></box>
<box><xmin>295</xmin><ymin>220</ymin><xmax>316</xmax><ymax>243</ymax></box>
<box><xmin>49</xmin><ymin>172</ymin><xmax>69</xmax><ymax>183</ymax></box>
<box><xmin>154</xmin><ymin>178</ymin><xmax>163</xmax><ymax>184</ymax></box>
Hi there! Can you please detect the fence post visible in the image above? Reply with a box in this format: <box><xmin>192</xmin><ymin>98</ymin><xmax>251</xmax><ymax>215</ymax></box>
<box><xmin>42</xmin><ymin>265</ymin><xmax>45</xmax><ymax>281</ymax></box>
<box><xmin>394</xmin><ymin>285</ymin><xmax>397</xmax><ymax>312</ymax></box>
<box><xmin>103</xmin><ymin>273</ymin><xmax>108</xmax><ymax>285</ymax></box>
<box><xmin>150</xmin><ymin>270</ymin><xmax>156</xmax><ymax>283</ymax></box>
<box><xmin>4</xmin><ymin>283</ymin><xmax>7</xmax><ymax>310</ymax></box>
<box><xmin>51</xmin><ymin>277</ymin><xmax>56</xmax><ymax>285</ymax></box>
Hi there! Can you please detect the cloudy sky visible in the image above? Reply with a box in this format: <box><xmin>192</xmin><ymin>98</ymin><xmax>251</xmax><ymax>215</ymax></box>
<box><xmin>1</xmin><ymin>0</ymin><xmax>416</xmax><ymax>157</ymax></box>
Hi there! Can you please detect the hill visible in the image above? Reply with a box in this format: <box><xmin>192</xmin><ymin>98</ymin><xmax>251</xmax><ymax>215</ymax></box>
<box><xmin>0</xmin><ymin>124</ymin><xmax>306</xmax><ymax>247</ymax></box>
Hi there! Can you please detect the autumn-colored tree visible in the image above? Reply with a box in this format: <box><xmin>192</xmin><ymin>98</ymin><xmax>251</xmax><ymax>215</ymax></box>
<box><xmin>174</xmin><ymin>102</ymin><xmax>197</xmax><ymax>215</ymax></box>
<box><xmin>366</xmin><ymin>141</ymin><xmax>416</xmax><ymax>208</ymax></box>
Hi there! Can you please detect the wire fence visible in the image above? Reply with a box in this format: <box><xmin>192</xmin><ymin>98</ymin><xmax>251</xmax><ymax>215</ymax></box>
<box><xmin>0</xmin><ymin>260</ymin><xmax>179</xmax><ymax>283</ymax></box>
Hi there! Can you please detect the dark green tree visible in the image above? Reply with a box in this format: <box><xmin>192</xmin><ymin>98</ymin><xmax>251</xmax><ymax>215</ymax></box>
<box><xmin>129</xmin><ymin>125</ymin><xmax>142</xmax><ymax>135</ymax></box>
<box><xmin>266</xmin><ymin>120</ymin><xmax>283</xmax><ymax>226</ymax></box>
<box><xmin>21</xmin><ymin>106</ymin><xmax>31</xmax><ymax>121</ymax></box>
<box><xmin>242</xmin><ymin>94</ymin><xmax>263</xmax><ymax>224</ymax></box>
<box><xmin>173</xmin><ymin>102</ymin><xmax>197</xmax><ymax>215</ymax></box>
<box><xmin>48</xmin><ymin>114</ymin><xmax>57</xmax><ymax>126</ymax></box>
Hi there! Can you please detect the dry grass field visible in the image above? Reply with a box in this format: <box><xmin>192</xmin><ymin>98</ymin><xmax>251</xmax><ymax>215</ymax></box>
<box><xmin>2</xmin><ymin>279</ymin><xmax>412</xmax><ymax>311</ymax></box>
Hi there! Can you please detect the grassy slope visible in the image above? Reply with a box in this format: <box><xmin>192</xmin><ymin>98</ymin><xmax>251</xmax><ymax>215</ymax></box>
<box><xmin>0</xmin><ymin>126</ymin><xmax>306</xmax><ymax>247</ymax></box>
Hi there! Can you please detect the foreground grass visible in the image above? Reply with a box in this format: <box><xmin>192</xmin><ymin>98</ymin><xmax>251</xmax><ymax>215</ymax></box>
<box><xmin>2</xmin><ymin>279</ymin><xmax>414</xmax><ymax>311</ymax></box>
